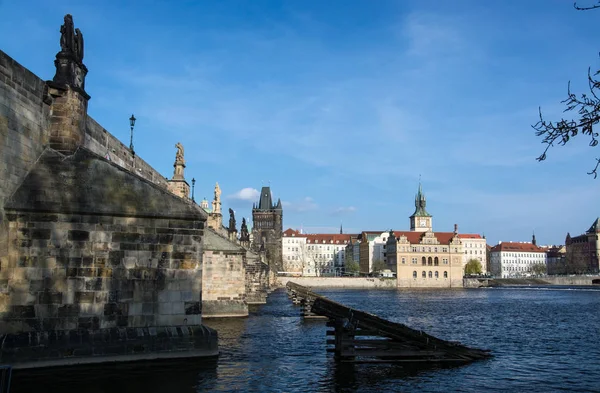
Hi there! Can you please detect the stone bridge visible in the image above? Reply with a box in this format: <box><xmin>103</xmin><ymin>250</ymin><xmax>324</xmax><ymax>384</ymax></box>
<box><xmin>0</xmin><ymin>14</ymin><xmax>270</xmax><ymax>369</ymax></box>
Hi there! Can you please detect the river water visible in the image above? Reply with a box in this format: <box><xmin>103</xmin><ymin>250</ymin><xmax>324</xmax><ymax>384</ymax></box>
<box><xmin>12</xmin><ymin>286</ymin><xmax>600</xmax><ymax>392</ymax></box>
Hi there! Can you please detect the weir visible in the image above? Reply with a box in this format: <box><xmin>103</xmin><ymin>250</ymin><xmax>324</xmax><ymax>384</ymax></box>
<box><xmin>286</xmin><ymin>282</ymin><xmax>492</xmax><ymax>364</ymax></box>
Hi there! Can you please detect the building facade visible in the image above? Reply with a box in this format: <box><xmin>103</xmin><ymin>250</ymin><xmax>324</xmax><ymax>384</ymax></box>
<box><xmin>564</xmin><ymin>218</ymin><xmax>600</xmax><ymax>274</ymax></box>
<box><xmin>252</xmin><ymin>186</ymin><xmax>283</xmax><ymax>272</ymax></box>
<box><xmin>282</xmin><ymin>229</ymin><xmax>353</xmax><ymax>276</ymax></box>
<box><xmin>489</xmin><ymin>242</ymin><xmax>547</xmax><ymax>278</ymax></box>
<box><xmin>384</xmin><ymin>184</ymin><xmax>465</xmax><ymax>288</ymax></box>
<box><xmin>458</xmin><ymin>234</ymin><xmax>488</xmax><ymax>273</ymax></box>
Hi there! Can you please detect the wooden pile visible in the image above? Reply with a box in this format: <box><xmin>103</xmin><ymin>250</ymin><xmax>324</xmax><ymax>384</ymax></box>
<box><xmin>286</xmin><ymin>281</ymin><xmax>492</xmax><ymax>364</ymax></box>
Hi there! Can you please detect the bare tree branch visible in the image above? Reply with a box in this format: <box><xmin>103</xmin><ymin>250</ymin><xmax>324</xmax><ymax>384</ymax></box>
<box><xmin>533</xmin><ymin>60</ymin><xmax>600</xmax><ymax>177</ymax></box>
<box><xmin>574</xmin><ymin>1</ymin><xmax>600</xmax><ymax>11</ymax></box>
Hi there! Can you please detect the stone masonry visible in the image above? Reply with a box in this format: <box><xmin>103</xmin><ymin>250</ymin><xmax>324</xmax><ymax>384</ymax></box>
<box><xmin>0</xmin><ymin>15</ymin><xmax>218</xmax><ymax>368</ymax></box>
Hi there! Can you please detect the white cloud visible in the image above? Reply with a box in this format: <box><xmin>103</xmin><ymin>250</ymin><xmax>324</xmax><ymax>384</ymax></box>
<box><xmin>282</xmin><ymin>197</ymin><xmax>318</xmax><ymax>212</ymax></box>
<box><xmin>228</xmin><ymin>187</ymin><xmax>260</xmax><ymax>202</ymax></box>
<box><xmin>332</xmin><ymin>206</ymin><xmax>357</xmax><ymax>216</ymax></box>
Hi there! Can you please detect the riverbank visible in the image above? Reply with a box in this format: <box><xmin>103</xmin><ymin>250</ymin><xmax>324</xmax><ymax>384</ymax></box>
<box><xmin>279</xmin><ymin>276</ymin><xmax>600</xmax><ymax>289</ymax></box>
<box><xmin>276</xmin><ymin>276</ymin><xmax>397</xmax><ymax>289</ymax></box>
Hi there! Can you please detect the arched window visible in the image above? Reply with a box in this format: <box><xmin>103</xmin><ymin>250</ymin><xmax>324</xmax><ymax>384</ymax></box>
<box><xmin>428</xmin><ymin>271</ymin><xmax>432</xmax><ymax>278</ymax></box>
<box><xmin>435</xmin><ymin>271</ymin><xmax>439</xmax><ymax>278</ymax></box>
<box><xmin>422</xmin><ymin>271</ymin><xmax>426</xmax><ymax>278</ymax></box>
<box><xmin>434</xmin><ymin>257</ymin><xmax>439</xmax><ymax>266</ymax></box>
<box><xmin>413</xmin><ymin>271</ymin><xmax>417</xmax><ymax>278</ymax></box>
<box><xmin>428</xmin><ymin>257</ymin><xmax>433</xmax><ymax>266</ymax></box>
<box><xmin>422</xmin><ymin>257</ymin><xmax>426</xmax><ymax>266</ymax></box>
<box><xmin>444</xmin><ymin>271</ymin><xmax>448</xmax><ymax>278</ymax></box>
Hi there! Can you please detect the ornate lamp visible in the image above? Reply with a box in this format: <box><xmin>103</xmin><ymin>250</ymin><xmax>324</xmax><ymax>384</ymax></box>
<box><xmin>129</xmin><ymin>114</ymin><xmax>136</xmax><ymax>154</ymax></box>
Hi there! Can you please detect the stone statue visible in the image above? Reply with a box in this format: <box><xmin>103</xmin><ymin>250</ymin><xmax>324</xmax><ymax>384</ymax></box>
<box><xmin>175</xmin><ymin>142</ymin><xmax>185</xmax><ymax>164</ymax></box>
<box><xmin>240</xmin><ymin>218</ymin><xmax>250</xmax><ymax>242</ymax></box>
<box><xmin>212</xmin><ymin>182</ymin><xmax>222</xmax><ymax>214</ymax></box>
<box><xmin>228</xmin><ymin>208</ymin><xmax>236</xmax><ymax>233</ymax></box>
<box><xmin>60</xmin><ymin>14</ymin><xmax>76</xmax><ymax>55</ymax></box>
<box><xmin>74</xmin><ymin>28</ymin><xmax>84</xmax><ymax>62</ymax></box>
<box><xmin>53</xmin><ymin>14</ymin><xmax>88</xmax><ymax>91</ymax></box>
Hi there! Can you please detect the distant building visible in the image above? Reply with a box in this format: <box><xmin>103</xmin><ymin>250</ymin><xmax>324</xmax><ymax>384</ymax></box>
<box><xmin>252</xmin><ymin>186</ymin><xmax>283</xmax><ymax>271</ymax></box>
<box><xmin>282</xmin><ymin>229</ymin><xmax>355</xmax><ymax>276</ymax></box>
<box><xmin>385</xmin><ymin>183</ymin><xmax>465</xmax><ymax>288</ymax></box>
<box><xmin>489</xmin><ymin>242</ymin><xmax>547</xmax><ymax>278</ymax></box>
<box><xmin>458</xmin><ymin>234</ymin><xmax>488</xmax><ymax>273</ymax></box>
<box><xmin>545</xmin><ymin>245</ymin><xmax>567</xmax><ymax>275</ymax></box>
<box><xmin>564</xmin><ymin>218</ymin><xmax>600</xmax><ymax>274</ymax></box>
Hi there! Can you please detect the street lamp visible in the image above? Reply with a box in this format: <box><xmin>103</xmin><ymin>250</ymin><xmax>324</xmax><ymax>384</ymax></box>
<box><xmin>191</xmin><ymin>178</ymin><xmax>196</xmax><ymax>202</ymax></box>
<box><xmin>129</xmin><ymin>114</ymin><xmax>136</xmax><ymax>155</ymax></box>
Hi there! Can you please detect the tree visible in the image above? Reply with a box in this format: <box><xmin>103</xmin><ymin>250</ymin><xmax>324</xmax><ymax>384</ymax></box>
<box><xmin>345</xmin><ymin>260</ymin><xmax>360</xmax><ymax>275</ymax></box>
<box><xmin>464</xmin><ymin>259</ymin><xmax>483</xmax><ymax>275</ymax></box>
<box><xmin>371</xmin><ymin>259</ymin><xmax>387</xmax><ymax>274</ymax></box>
<box><xmin>529</xmin><ymin>263</ymin><xmax>547</xmax><ymax>276</ymax></box>
<box><xmin>534</xmin><ymin>2</ymin><xmax>600</xmax><ymax>177</ymax></box>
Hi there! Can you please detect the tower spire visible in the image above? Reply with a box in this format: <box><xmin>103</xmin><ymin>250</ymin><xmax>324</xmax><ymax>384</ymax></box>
<box><xmin>532</xmin><ymin>231</ymin><xmax>537</xmax><ymax>246</ymax></box>
<box><xmin>340</xmin><ymin>222</ymin><xmax>343</xmax><ymax>234</ymax></box>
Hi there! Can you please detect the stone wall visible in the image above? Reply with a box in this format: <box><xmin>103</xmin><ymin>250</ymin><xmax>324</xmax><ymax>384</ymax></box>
<box><xmin>0</xmin><ymin>135</ymin><xmax>217</xmax><ymax>367</ymax></box>
<box><xmin>280</xmin><ymin>277</ymin><xmax>397</xmax><ymax>289</ymax></box>
<box><xmin>0</xmin><ymin>50</ymin><xmax>51</xmax><ymax>271</ymax></box>
<box><xmin>201</xmin><ymin>229</ymin><xmax>247</xmax><ymax>318</ymax></box>
<box><xmin>245</xmin><ymin>250</ymin><xmax>270</xmax><ymax>304</ymax></box>
<box><xmin>202</xmin><ymin>251</ymin><xmax>246</xmax><ymax>318</ymax></box>
<box><xmin>84</xmin><ymin>116</ymin><xmax>170</xmax><ymax>190</ymax></box>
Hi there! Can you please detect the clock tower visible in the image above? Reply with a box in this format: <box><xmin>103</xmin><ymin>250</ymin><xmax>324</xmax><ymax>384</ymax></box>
<box><xmin>409</xmin><ymin>182</ymin><xmax>432</xmax><ymax>232</ymax></box>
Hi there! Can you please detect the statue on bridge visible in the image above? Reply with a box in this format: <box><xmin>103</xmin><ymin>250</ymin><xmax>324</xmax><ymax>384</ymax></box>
<box><xmin>59</xmin><ymin>14</ymin><xmax>84</xmax><ymax>63</ymax></box>
<box><xmin>54</xmin><ymin>14</ymin><xmax>88</xmax><ymax>91</ymax></box>
<box><xmin>212</xmin><ymin>182</ymin><xmax>222</xmax><ymax>214</ymax></box>
<box><xmin>175</xmin><ymin>142</ymin><xmax>185</xmax><ymax>165</ymax></box>
<box><xmin>228</xmin><ymin>208</ymin><xmax>237</xmax><ymax>234</ymax></box>
<box><xmin>240</xmin><ymin>218</ymin><xmax>250</xmax><ymax>242</ymax></box>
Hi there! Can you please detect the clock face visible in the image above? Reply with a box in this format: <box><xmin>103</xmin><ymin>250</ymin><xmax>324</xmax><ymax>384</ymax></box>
<box><xmin>420</xmin><ymin>219</ymin><xmax>427</xmax><ymax>227</ymax></box>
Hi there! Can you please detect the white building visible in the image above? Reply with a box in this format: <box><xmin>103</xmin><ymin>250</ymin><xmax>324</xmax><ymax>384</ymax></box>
<box><xmin>489</xmin><ymin>242</ymin><xmax>547</xmax><ymax>278</ymax></box>
<box><xmin>458</xmin><ymin>234</ymin><xmax>488</xmax><ymax>273</ymax></box>
<box><xmin>282</xmin><ymin>228</ymin><xmax>353</xmax><ymax>276</ymax></box>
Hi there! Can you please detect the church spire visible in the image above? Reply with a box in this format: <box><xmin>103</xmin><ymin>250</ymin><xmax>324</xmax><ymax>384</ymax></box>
<box><xmin>532</xmin><ymin>231</ymin><xmax>537</xmax><ymax>246</ymax></box>
<box><xmin>412</xmin><ymin>180</ymin><xmax>431</xmax><ymax>217</ymax></box>
<box><xmin>340</xmin><ymin>223</ymin><xmax>343</xmax><ymax>234</ymax></box>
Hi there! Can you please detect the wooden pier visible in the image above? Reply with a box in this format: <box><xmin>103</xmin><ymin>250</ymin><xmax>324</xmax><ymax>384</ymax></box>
<box><xmin>286</xmin><ymin>282</ymin><xmax>492</xmax><ymax>364</ymax></box>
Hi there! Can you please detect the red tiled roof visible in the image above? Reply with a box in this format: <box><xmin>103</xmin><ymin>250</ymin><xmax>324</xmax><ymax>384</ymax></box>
<box><xmin>390</xmin><ymin>231</ymin><xmax>458</xmax><ymax>245</ymax></box>
<box><xmin>490</xmin><ymin>242</ymin><xmax>545</xmax><ymax>253</ymax></box>
<box><xmin>458</xmin><ymin>234</ymin><xmax>483</xmax><ymax>239</ymax></box>
<box><xmin>305</xmin><ymin>234</ymin><xmax>354</xmax><ymax>244</ymax></box>
<box><xmin>283</xmin><ymin>228</ymin><xmax>302</xmax><ymax>237</ymax></box>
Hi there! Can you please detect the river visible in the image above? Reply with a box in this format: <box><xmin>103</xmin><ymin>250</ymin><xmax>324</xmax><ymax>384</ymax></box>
<box><xmin>12</xmin><ymin>286</ymin><xmax>600</xmax><ymax>392</ymax></box>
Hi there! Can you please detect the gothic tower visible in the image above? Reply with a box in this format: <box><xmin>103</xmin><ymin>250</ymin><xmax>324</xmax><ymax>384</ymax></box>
<box><xmin>409</xmin><ymin>182</ymin><xmax>432</xmax><ymax>232</ymax></box>
<box><xmin>251</xmin><ymin>186</ymin><xmax>283</xmax><ymax>271</ymax></box>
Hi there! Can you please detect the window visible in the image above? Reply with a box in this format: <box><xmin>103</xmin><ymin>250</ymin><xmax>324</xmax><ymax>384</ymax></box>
<box><xmin>428</xmin><ymin>271</ymin><xmax>432</xmax><ymax>278</ymax></box>
<box><xmin>401</xmin><ymin>257</ymin><xmax>406</xmax><ymax>264</ymax></box>
<box><xmin>434</xmin><ymin>257</ymin><xmax>439</xmax><ymax>266</ymax></box>
<box><xmin>435</xmin><ymin>271</ymin><xmax>439</xmax><ymax>278</ymax></box>
<box><xmin>413</xmin><ymin>271</ymin><xmax>417</xmax><ymax>278</ymax></box>
<box><xmin>428</xmin><ymin>257</ymin><xmax>433</xmax><ymax>266</ymax></box>
<box><xmin>412</xmin><ymin>257</ymin><xmax>417</xmax><ymax>264</ymax></box>
<box><xmin>422</xmin><ymin>271</ymin><xmax>426</xmax><ymax>278</ymax></box>
<box><xmin>422</xmin><ymin>257</ymin><xmax>426</xmax><ymax>266</ymax></box>
<box><xmin>444</xmin><ymin>271</ymin><xmax>448</xmax><ymax>278</ymax></box>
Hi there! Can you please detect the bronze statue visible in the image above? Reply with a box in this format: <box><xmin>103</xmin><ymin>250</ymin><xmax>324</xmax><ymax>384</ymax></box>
<box><xmin>228</xmin><ymin>208</ymin><xmax>236</xmax><ymax>233</ymax></box>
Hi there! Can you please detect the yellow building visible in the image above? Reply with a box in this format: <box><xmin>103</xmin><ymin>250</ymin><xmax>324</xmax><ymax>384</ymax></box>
<box><xmin>385</xmin><ymin>184</ymin><xmax>464</xmax><ymax>288</ymax></box>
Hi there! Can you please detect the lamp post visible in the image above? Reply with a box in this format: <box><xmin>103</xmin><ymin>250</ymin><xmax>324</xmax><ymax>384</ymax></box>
<box><xmin>129</xmin><ymin>114</ymin><xmax>136</xmax><ymax>155</ymax></box>
<box><xmin>191</xmin><ymin>178</ymin><xmax>196</xmax><ymax>202</ymax></box>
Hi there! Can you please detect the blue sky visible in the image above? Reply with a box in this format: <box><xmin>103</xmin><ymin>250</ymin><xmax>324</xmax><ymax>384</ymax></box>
<box><xmin>1</xmin><ymin>0</ymin><xmax>599</xmax><ymax>245</ymax></box>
